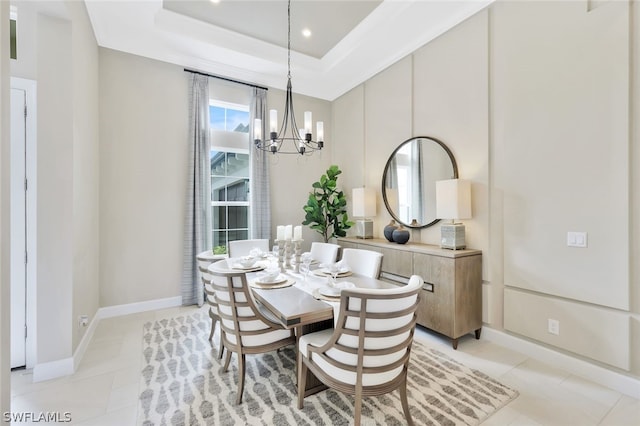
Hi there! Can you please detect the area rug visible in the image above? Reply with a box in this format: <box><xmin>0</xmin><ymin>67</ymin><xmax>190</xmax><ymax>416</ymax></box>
<box><xmin>138</xmin><ymin>312</ymin><xmax>518</xmax><ymax>425</ymax></box>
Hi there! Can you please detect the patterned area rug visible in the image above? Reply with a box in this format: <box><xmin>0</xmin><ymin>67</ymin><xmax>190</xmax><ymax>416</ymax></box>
<box><xmin>138</xmin><ymin>312</ymin><xmax>518</xmax><ymax>425</ymax></box>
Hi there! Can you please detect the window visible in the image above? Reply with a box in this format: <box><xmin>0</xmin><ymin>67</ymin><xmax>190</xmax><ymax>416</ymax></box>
<box><xmin>210</xmin><ymin>101</ymin><xmax>250</xmax><ymax>133</ymax></box>
<box><xmin>210</xmin><ymin>100</ymin><xmax>251</xmax><ymax>254</ymax></box>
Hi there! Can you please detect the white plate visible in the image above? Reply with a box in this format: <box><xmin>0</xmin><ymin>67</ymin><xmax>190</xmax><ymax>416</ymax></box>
<box><xmin>232</xmin><ymin>264</ymin><xmax>260</xmax><ymax>270</ymax></box>
<box><xmin>319</xmin><ymin>286</ymin><xmax>341</xmax><ymax>297</ymax></box>
<box><xmin>255</xmin><ymin>274</ymin><xmax>287</xmax><ymax>285</ymax></box>
<box><xmin>318</xmin><ymin>268</ymin><xmax>351</xmax><ymax>276</ymax></box>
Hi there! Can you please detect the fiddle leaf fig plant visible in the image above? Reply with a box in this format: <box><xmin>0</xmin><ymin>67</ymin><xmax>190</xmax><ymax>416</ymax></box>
<box><xmin>302</xmin><ymin>165</ymin><xmax>354</xmax><ymax>243</ymax></box>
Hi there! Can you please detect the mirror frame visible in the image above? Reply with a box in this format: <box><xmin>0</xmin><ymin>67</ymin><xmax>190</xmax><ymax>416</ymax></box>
<box><xmin>381</xmin><ymin>136</ymin><xmax>458</xmax><ymax>229</ymax></box>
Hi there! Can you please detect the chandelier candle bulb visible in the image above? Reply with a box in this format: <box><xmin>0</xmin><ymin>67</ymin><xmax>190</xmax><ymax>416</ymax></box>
<box><xmin>317</xmin><ymin>122</ymin><xmax>324</xmax><ymax>147</ymax></box>
<box><xmin>269</xmin><ymin>109</ymin><xmax>278</xmax><ymax>133</ymax></box>
<box><xmin>304</xmin><ymin>111</ymin><xmax>312</xmax><ymax>134</ymax></box>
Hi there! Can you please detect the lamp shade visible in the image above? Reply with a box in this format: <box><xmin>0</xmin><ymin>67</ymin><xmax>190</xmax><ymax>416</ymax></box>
<box><xmin>352</xmin><ymin>187</ymin><xmax>376</xmax><ymax>218</ymax></box>
<box><xmin>436</xmin><ymin>179</ymin><xmax>472</xmax><ymax>220</ymax></box>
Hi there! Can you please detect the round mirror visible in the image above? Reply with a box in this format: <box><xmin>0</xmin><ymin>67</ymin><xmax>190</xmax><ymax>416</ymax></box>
<box><xmin>381</xmin><ymin>136</ymin><xmax>458</xmax><ymax>229</ymax></box>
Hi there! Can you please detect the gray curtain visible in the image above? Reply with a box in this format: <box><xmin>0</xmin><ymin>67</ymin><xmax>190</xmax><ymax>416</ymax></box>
<box><xmin>182</xmin><ymin>74</ymin><xmax>211</xmax><ymax>306</ymax></box>
<box><xmin>249</xmin><ymin>87</ymin><xmax>271</xmax><ymax>240</ymax></box>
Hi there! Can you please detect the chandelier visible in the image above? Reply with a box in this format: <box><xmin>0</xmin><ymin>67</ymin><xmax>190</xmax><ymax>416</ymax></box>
<box><xmin>253</xmin><ymin>0</ymin><xmax>324</xmax><ymax>155</ymax></box>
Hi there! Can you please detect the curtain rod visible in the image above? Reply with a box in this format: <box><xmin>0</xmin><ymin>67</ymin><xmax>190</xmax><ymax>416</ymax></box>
<box><xmin>184</xmin><ymin>68</ymin><xmax>268</xmax><ymax>91</ymax></box>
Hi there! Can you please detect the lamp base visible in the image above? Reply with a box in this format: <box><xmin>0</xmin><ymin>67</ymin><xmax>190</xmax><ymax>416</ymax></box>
<box><xmin>355</xmin><ymin>219</ymin><xmax>373</xmax><ymax>239</ymax></box>
<box><xmin>440</xmin><ymin>223</ymin><xmax>466</xmax><ymax>250</ymax></box>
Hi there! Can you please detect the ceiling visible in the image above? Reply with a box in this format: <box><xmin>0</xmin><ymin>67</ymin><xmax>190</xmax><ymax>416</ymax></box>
<box><xmin>85</xmin><ymin>0</ymin><xmax>494</xmax><ymax>101</ymax></box>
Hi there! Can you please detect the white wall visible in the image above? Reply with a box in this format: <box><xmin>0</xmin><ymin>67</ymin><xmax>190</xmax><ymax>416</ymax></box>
<box><xmin>99</xmin><ymin>48</ymin><xmax>189</xmax><ymax>307</ymax></box>
<box><xmin>36</xmin><ymin>11</ymin><xmax>74</xmax><ymax>364</ymax></box>
<box><xmin>333</xmin><ymin>0</ymin><xmax>639</xmax><ymax>378</ymax></box>
<box><xmin>1</xmin><ymin>0</ymin><xmax>11</xmax><ymax>420</ymax></box>
<box><xmin>69</xmin><ymin>0</ymin><xmax>100</xmax><ymax>352</ymax></box>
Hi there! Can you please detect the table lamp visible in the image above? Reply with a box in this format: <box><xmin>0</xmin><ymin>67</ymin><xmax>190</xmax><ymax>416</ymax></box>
<box><xmin>436</xmin><ymin>179</ymin><xmax>471</xmax><ymax>250</ymax></box>
<box><xmin>352</xmin><ymin>187</ymin><xmax>376</xmax><ymax>239</ymax></box>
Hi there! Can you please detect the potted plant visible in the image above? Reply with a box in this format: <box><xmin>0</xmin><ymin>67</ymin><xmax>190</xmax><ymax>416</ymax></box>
<box><xmin>302</xmin><ymin>165</ymin><xmax>354</xmax><ymax>243</ymax></box>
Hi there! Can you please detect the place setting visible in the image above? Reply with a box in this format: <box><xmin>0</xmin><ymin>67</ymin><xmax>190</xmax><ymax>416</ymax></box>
<box><xmin>229</xmin><ymin>256</ymin><xmax>266</xmax><ymax>272</ymax></box>
<box><xmin>313</xmin><ymin>281</ymin><xmax>356</xmax><ymax>301</ymax></box>
<box><xmin>312</xmin><ymin>260</ymin><xmax>352</xmax><ymax>279</ymax></box>
<box><xmin>249</xmin><ymin>267</ymin><xmax>295</xmax><ymax>289</ymax></box>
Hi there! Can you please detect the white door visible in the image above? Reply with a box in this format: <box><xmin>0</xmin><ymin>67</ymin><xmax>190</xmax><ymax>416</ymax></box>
<box><xmin>10</xmin><ymin>86</ymin><xmax>27</xmax><ymax>369</ymax></box>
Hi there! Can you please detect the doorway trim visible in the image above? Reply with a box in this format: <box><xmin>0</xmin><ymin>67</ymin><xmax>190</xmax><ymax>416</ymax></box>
<box><xmin>11</xmin><ymin>76</ymin><xmax>37</xmax><ymax>369</ymax></box>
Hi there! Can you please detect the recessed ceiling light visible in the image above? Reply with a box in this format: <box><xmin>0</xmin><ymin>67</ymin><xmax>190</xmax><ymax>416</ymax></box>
<box><xmin>210</xmin><ymin>0</ymin><xmax>220</xmax><ymax>4</ymax></box>
<box><xmin>302</xmin><ymin>28</ymin><xmax>312</xmax><ymax>38</ymax></box>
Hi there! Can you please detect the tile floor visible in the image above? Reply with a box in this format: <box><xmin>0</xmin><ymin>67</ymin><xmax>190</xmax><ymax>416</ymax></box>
<box><xmin>10</xmin><ymin>305</ymin><xmax>640</xmax><ymax>425</ymax></box>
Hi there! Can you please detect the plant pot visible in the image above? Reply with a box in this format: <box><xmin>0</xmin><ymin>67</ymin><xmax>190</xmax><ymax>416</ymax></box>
<box><xmin>392</xmin><ymin>226</ymin><xmax>410</xmax><ymax>244</ymax></box>
<box><xmin>383</xmin><ymin>220</ymin><xmax>398</xmax><ymax>242</ymax></box>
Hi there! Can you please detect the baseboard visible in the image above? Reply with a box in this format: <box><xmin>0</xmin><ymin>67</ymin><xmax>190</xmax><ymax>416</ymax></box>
<box><xmin>70</xmin><ymin>308</ymin><xmax>103</xmax><ymax>378</ymax></box>
<box><xmin>96</xmin><ymin>296</ymin><xmax>183</xmax><ymax>319</ymax></box>
<box><xmin>32</xmin><ymin>357</ymin><xmax>74</xmax><ymax>383</ymax></box>
<box><xmin>32</xmin><ymin>296</ymin><xmax>183</xmax><ymax>383</ymax></box>
<box><xmin>482</xmin><ymin>327</ymin><xmax>640</xmax><ymax>399</ymax></box>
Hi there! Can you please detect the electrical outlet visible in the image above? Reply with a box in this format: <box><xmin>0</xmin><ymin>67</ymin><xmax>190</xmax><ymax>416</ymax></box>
<box><xmin>567</xmin><ymin>231</ymin><xmax>588</xmax><ymax>248</ymax></box>
<box><xmin>548</xmin><ymin>318</ymin><xmax>560</xmax><ymax>335</ymax></box>
<box><xmin>79</xmin><ymin>315</ymin><xmax>89</xmax><ymax>327</ymax></box>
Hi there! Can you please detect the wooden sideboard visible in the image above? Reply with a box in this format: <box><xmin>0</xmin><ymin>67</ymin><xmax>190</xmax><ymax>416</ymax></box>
<box><xmin>337</xmin><ymin>237</ymin><xmax>482</xmax><ymax>349</ymax></box>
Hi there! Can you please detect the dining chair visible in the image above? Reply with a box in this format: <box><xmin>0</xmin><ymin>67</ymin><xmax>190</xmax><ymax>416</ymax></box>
<box><xmin>209</xmin><ymin>263</ymin><xmax>296</xmax><ymax>404</ymax></box>
<box><xmin>196</xmin><ymin>252</ymin><xmax>225</xmax><ymax>359</ymax></box>
<box><xmin>309</xmin><ymin>242</ymin><xmax>340</xmax><ymax>265</ymax></box>
<box><xmin>228</xmin><ymin>239</ymin><xmax>270</xmax><ymax>257</ymax></box>
<box><xmin>340</xmin><ymin>248</ymin><xmax>383</xmax><ymax>278</ymax></box>
<box><xmin>297</xmin><ymin>275</ymin><xmax>423</xmax><ymax>425</ymax></box>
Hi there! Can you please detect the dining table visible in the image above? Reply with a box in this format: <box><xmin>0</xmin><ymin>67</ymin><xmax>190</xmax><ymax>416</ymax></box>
<box><xmin>208</xmin><ymin>254</ymin><xmax>400</xmax><ymax>397</ymax></box>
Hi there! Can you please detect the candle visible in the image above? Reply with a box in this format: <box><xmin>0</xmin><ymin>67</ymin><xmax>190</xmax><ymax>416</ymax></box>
<box><xmin>269</xmin><ymin>109</ymin><xmax>278</xmax><ymax>133</ymax></box>
<box><xmin>304</xmin><ymin>111</ymin><xmax>312</xmax><ymax>134</ymax></box>
<box><xmin>254</xmin><ymin>118</ymin><xmax>262</xmax><ymax>140</ymax></box>
<box><xmin>284</xmin><ymin>225</ymin><xmax>293</xmax><ymax>240</ymax></box>
<box><xmin>294</xmin><ymin>225</ymin><xmax>302</xmax><ymax>240</ymax></box>
<box><xmin>316</xmin><ymin>122</ymin><xmax>324</xmax><ymax>142</ymax></box>
<box><xmin>277</xmin><ymin>225</ymin><xmax>285</xmax><ymax>241</ymax></box>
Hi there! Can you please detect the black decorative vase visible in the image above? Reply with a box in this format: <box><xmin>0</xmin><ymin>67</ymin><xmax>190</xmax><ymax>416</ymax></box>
<box><xmin>392</xmin><ymin>225</ymin><xmax>410</xmax><ymax>244</ymax></box>
<box><xmin>383</xmin><ymin>220</ymin><xmax>397</xmax><ymax>242</ymax></box>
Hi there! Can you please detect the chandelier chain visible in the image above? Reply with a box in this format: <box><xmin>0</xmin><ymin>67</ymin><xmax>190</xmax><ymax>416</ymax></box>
<box><xmin>287</xmin><ymin>0</ymin><xmax>291</xmax><ymax>79</ymax></box>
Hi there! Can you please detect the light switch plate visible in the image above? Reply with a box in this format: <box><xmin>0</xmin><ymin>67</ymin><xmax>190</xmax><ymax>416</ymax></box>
<box><xmin>567</xmin><ymin>231</ymin><xmax>587</xmax><ymax>248</ymax></box>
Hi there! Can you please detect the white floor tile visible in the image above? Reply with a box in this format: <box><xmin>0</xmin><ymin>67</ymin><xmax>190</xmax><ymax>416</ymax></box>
<box><xmin>599</xmin><ymin>395</ymin><xmax>640</xmax><ymax>426</ymax></box>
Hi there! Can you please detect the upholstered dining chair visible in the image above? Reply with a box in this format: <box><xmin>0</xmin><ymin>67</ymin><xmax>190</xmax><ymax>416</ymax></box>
<box><xmin>297</xmin><ymin>275</ymin><xmax>423</xmax><ymax>426</ymax></box>
<box><xmin>196</xmin><ymin>251</ymin><xmax>226</xmax><ymax>359</ymax></box>
<box><xmin>228</xmin><ymin>238</ymin><xmax>270</xmax><ymax>257</ymax></box>
<box><xmin>340</xmin><ymin>248</ymin><xmax>383</xmax><ymax>278</ymax></box>
<box><xmin>309</xmin><ymin>242</ymin><xmax>340</xmax><ymax>265</ymax></box>
<box><xmin>209</xmin><ymin>263</ymin><xmax>296</xmax><ymax>404</ymax></box>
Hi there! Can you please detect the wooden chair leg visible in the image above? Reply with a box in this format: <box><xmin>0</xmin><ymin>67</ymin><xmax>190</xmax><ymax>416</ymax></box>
<box><xmin>223</xmin><ymin>349</ymin><xmax>232</xmax><ymax>372</ymax></box>
<box><xmin>297</xmin><ymin>354</ymin><xmax>307</xmax><ymax>409</ymax></box>
<box><xmin>208</xmin><ymin>317</ymin><xmax>216</xmax><ymax>342</ymax></box>
<box><xmin>236</xmin><ymin>353</ymin><xmax>246</xmax><ymax>405</ymax></box>
<box><xmin>399</xmin><ymin>378</ymin><xmax>414</xmax><ymax>426</ymax></box>
<box><xmin>217</xmin><ymin>340</ymin><xmax>224</xmax><ymax>359</ymax></box>
<box><xmin>354</xmin><ymin>390</ymin><xmax>362</xmax><ymax>426</ymax></box>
